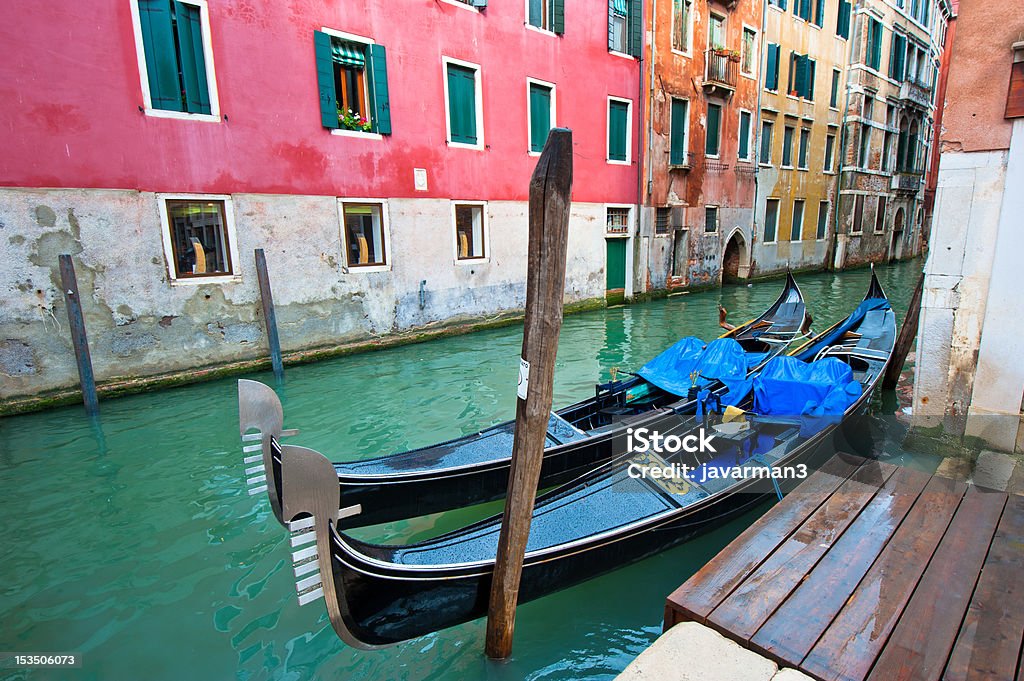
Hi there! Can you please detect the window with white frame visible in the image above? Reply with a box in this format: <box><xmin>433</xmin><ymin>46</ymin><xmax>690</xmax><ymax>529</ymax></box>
<box><xmin>313</xmin><ymin>29</ymin><xmax>392</xmax><ymax>135</ymax></box>
<box><xmin>341</xmin><ymin>201</ymin><xmax>389</xmax><ymax>267</ymax></box>
<box><xmin>791</xmin><ymin>199</ymin><xmax>805</xmax><ymax>241</ymax></box>
<box><xmin>816</xmin><ymin>200</ymin><xmax>829</xmax><ymax>239</ymax></box>
<box><xmin>741</xmin><ymin>27</ymin><xmax>757</xmax><ymax>76</ymax></box>
<box><xmin>444</xmin><ymin>58</ymin><xmax>484</xmax><ymax>149</ymax></box>
<box><xmin>159</xmin><ymin>195</ymin><xmax>238</xmax><ymax>281</ymax></box>
<box><xmin>764</xmin><ymin>198</ymin><xmax>780</xmax><ymax>243</ymax></box>
<box><xmin>606</xmin><ymin>206</ymin><xmax>631</xmax><ymax>234</ymax></box>
<box><xmin>453</xmin><ymin>203</ymin><xmax>488</xmax><ymax>260</ymax></box>
<box><xmin>760</xmin><ymin>119</ymin><xmax>774</xmax><ymax>166</ymax></box>
<box><xmin>851</xmin><ymin>194</ymin><xmax>865</xmax><ymax>235</ymax></box>
<box><xmin>672</xmin><ymin>0</ymin><xmax>693</xmax><ymax>53</ymax></box>
<box><xmin>824</xmin><ymin>131</ymin><xmax>836</xmax><ymax>172</ymax></box>
<box><xmin>705</xmin><ymin>205</ymin><xmax>719</xmax><ymax>233</ymax></box>
<box><xmin>874</xmin><ymin>196</ymin><xmax>887</xmax><ymax>234</ymax></box>
<box><xmin>528</xmin><ymin>0</ymin><xmax>565</xmax><ymax>33</ymax></box>
<box><xmin>738</xmin><ymin>110</ymin><xmax>754</xmax><ymax>162</ymax></box>
<box><xmin>528</xmin><ymin>79</ymin><xmax>556</xmax><ymax>153</ymax></box>
<box><xmin>607</xmin><ymin>97</ymin><xmax>632</xmax><ymax>163</ymax></box>
<box><xmin>131</xmin><ymin>0</ymin><xmax>219</xmax><ymax>119</ymax></box>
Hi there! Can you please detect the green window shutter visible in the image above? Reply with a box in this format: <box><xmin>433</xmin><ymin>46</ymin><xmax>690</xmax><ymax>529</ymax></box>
<box><xmin>837</xmin><ymin>1</ymin><xmax>850</xmax><ymax>39</ymax></box>
<box><xmin>552</xmin><ymin>0</ymin><xmax>565</xmax><ymax>34</ymax></box>
<box><xmin>608</xmin><ymin>100</ymin><xmax>628</xmax><ymax>161</ymax></box>
<box><xmin>172</xmin><ymin>1</ymin><xmax>211</xmax><ymax>114</ymax></box>
<box><xmin>738</xmin><ymin>111</ymin><xmax>750</xmax><ymax>160</ymax></box>
<box><xmin>806</xmin><ymin>58</ymin><xmax>816</xmax><ymax>100</ymax></box>
<box><xmin>705</xmin><ymin>103</ymin><xmax>721</xmax><ymax>156</ymax></box>
<box><xmin>314</xmin><ymin>31</ymin><xmax>339</xmax><ymax>129</ymax></box>
<box><xmin>529</xmin><ymin>84</ymin><xmax>551</xmax><ymax>152</ymax></box>
<box><xmin>447</xmin><ymin>64</ymin><xmax>477</xmax><ymax>144</ymax></box>
<box><xmin>364</xmin><ymin>44</ymin><xmax>392</xmax><ymax>135</ymax></box>
<box><xmin>139</xmin><ymin>0</ymin><xmax>182</xmax><ymax>111</ymax></box>
<box><xmin>778</xmin><ymin>0</ymin><xmax>787</xmax><ymax>10</ymax></box>
<box><xmin>799</xmin><ymin>0</ymin><xmax>812</xmax><ymax>21</ymax></box>
<box><xmin>766</xmin><ymin>43</ymin><xmax>779</xmax><ymax>91</ymax></box>
<box><xmin>628</xmin><ymin>0</ymin><xmax>643</xmax><ymax>57</ymax></box>
<box><xmin>670</xmin><ymin>99</ymin><xmax>687</xmax><ymax>165</ymax></box>
<box><xmin>794</xmin><ymin>54</ymin><xmax>808</xmax><ymax>98</ymax></box>
<box><xmin>813</xmin><ymin>0</ymin><xmax>824</xmax><ymax>26</ymax></box>
<box><xmin>869</xmin><ymin>20</ymin><xmax>883</xmax><ymax>70</ymax></box>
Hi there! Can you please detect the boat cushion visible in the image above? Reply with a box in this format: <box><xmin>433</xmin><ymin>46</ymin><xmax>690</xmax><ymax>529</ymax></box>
<box><xmin>753</xmin><ymin>356</ymin><xmax>862</xmax><ymax>417</ymax></box>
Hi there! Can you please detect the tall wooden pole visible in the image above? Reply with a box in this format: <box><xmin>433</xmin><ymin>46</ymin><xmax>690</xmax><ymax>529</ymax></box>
<box><xmin>485</xmin><ymin>129</ymin><xmax>573</xmax><ymax>659</ymax></box>
<box><xmin>882</xmin><ymin>269</ymin><xmax>925</xmax><ymax>389</ymax></box>
<box><xmin>59</xmin><ymin>254</ymin><xmax>99</xmax><ymax>416</ymax></box>
<box><xmin>254</xmin><ymin>248</ymin><xmax>284</xmax><ymax>382</ymax></box>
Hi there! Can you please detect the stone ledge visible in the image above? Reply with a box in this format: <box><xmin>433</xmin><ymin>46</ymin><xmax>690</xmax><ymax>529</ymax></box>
<box><xmin>616</xmin><ymin>622</ymin><xmax>779</xmax><ymax>681</ymax></box>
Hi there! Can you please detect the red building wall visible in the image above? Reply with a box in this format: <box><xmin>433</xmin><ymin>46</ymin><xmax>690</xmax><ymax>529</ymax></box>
<box><xmin>0</xmin><ymin>0</ymin><xmax>641</xmax><ymax>204</ymax></box>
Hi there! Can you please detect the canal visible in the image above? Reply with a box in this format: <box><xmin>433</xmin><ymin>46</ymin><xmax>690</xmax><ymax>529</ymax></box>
<box><xmin>0</xmin><ymin>260</ymin><xmax>930</xmax><ymax>681</ymax></box>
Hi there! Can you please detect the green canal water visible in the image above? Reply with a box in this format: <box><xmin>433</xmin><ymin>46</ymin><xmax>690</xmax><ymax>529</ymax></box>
<box><xmin>0</xmin><ymin>261</ymin><xmax>933</xmax><ymax>681</ymax></box>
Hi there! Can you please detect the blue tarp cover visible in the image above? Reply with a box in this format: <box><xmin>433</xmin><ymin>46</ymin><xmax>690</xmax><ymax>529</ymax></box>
<box><xmin>797</xmin><ymin>298</ymin><xmax>889</xmax><ymax>361</ymax></box>
<box><xmin>636</xmin><ymin>336</ymin><xmax>706</xmax><ymax>397</ymax></box>
<box><xmin>753</xmin><ymin>356</ymin><xmax>862</xmax><ymax>416</ymax></box>
<box><xmin>638</xmin><ymin>337</ymin><xmax>751</xmax><ymax>400</ymax></box>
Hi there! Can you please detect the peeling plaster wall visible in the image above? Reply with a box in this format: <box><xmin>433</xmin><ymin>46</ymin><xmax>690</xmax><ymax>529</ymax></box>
<box><xmin>0</xmin><ymin>189</ymin><xmax>608</xmax><ymax>400</ymax></box>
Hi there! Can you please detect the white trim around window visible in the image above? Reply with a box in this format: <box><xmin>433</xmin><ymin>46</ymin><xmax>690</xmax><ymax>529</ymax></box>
<box><xmin>738</xmin><ymin>108</ymin><xmax>755</xmax><ymax>162</ymax></box>
<box><xmin>451</xmin><ymin>200</ymin><xmax>490</xmax><ymax>264</ymax></box>
<box><xmin>157</xmin><ymin>193</ymin><xmax>240</xmax><ymax>284</ymax></box>
<box><xmin>129</xmin><ymin>0</ymin><xmax>221</xmax><ymax>122</ymax></box>
<box><xmin>320</xmin><ymin>27</ymin><xmax>384</xmax><ymax>141</ymax></box>
<box><xmin>526</xmin><ymin>77</ymin><xmax>557</xmax><ymax>156</ymax></box>
<box><xmin>337</xmin><ymin>198</ymin><xmax>393</xmax><ymax>273</ymax></box>
<box><xmin>763</xmin><ymin>197</ymin><xmax>780</xmax><ymax>245</ymax></box>
<box><xmin>604</xmin><ymin>203</ymin><xmax>634</xmax><ymax>237</ymax></box>
<box><xmin>606</xmin><ymin>96</ymin><xmax>633</xmax><ymax>165</ymax></box>
<box><xmin>740</xmin><ymin>24</ymin><xmax>758</xmax><ymax>80</ymax></box>
<box><xmin>442</xmin><ymin>56</ymin><xmax>486</xmax><ymax>151</ymax></box>
<box><xmin>670</xmin><ymin>0</ymin><xmax>695</xmax><ymax>58</ymax></box>
<box><xmin>440</xmin><ymin>0</ymin><xmax>482</xmax><ymax>12</ymax></box>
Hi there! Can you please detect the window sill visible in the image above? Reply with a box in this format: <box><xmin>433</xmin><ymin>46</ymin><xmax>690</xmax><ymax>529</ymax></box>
<box><xmin>759</xmin><ymin>162</ymin><xmax>773</xmax><ymax>168</ymax></box>
<box><xmin>608</xmin><ymin>50</ymin><xmax>637</xmax><ymax>61</ymax></box>
<box><xmin>605</xmin><ymin>232</ymin><xmax>630</xmax><ymax>239</ymax></box>
<box><xmin>145</xmin><ymin>108</ymin><xmax>220</xmax><ymax>123</ymax></box>
<box><xmin>671</xmin><ymin>48</ymin><xmax>693</xmax><ymax>59</ymax></box>
<box><xmin>525</xmin><ymin>23</ymin><xmax>558</xmax><ymax>37</ymax></box>
<box><xmin>607</xmin><ymin>159</ymin><xmax>631</xmax><ymax>166</ymax></box>
<box><xmin>741</xmin><ymin>72</ymin><xmax>756</xmax><ymax>81</ymax></box>
<box><xmin>528</xmin><ymin>150</ymin><xmax>542</xmax><ymax>157</ymax></box>
<box><xmin>439</xmin><ymin>0</ymin><xmax>480</xmax><ymax>12</ymax></box>
<box><xmin>448</xmin><ymin>140</ymin><xmax>485</xmax><ymax>151</ymax></box>
<box><xmin>763</xmin><ymin>240</ymin><xmax>778</xmax><ymax>245</ymax></box>
<box><xmin>780</xmin><ymin>164</ymin><xmax>794</xmax><ymax>170</ymax></box>
<box><xmin>331</xmin><ymin>129</ymin><xmax>384</xmax><ymax>140</ymax></box>
<box><xmin>455</xmin><ymin>257</ymin><xmax>489</xmax><ymax>265</ymax></box>
<box><xmin>345</xmin><ymin>264</ymin><xmax>391</xmax><ymax>274</ymax></box>
<box><xmin>797</xmin><ymin>166</ymin><xmax>809</xmax><ymax>171</ymax></box>
<box><xmin>170</xmin><ymin>274</ymin><xmax>242</xmax><ymax>286</ymax></box>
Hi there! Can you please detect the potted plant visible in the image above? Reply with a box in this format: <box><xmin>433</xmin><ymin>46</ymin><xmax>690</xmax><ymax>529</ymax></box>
<box><xmin>338</xmin><ymin>107</ymin><xmax>372</xmax><ymax>132</ymax></box>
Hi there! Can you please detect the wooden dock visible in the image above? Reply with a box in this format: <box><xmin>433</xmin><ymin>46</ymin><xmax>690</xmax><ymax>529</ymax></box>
<box><xmin>665</xmin><ymin>454</ymin><xmax>1024</xmax><ymax>681</ymax></box>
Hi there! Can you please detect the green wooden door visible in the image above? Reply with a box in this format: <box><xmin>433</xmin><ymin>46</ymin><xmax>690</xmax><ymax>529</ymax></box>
<box><xmin>606</xmin><ymin>239</ymin><xmax>627</xmax><ymax>290</ymax></box>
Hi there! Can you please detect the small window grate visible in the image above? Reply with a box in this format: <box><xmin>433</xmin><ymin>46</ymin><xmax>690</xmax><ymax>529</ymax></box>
<box><xmin>655</xmin><ymin>207</ymin><xmax>671</xmax><ymax>234</ymax></box>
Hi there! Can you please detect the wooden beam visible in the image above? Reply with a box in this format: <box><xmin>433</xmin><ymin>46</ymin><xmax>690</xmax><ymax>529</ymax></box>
<box><xmin>254</xmin><ymin>248</ymin><xmax>284</xmax><ymax>382</ymax></box>
<box><xmin>485</xmin><ymin>128</ymin><xmax>573</xmax><ymax>660</ymax></box>
<box><xmin>58</xmin><ymin>254</ymin><xmax>99</xmax><ymax>416</ymax></box>
<box><xmin>882</xmin><ymin>269</ymin><xmax>924</xmax><ymax>389</ymax></box>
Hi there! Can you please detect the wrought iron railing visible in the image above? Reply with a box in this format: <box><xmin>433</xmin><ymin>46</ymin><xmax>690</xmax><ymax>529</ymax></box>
<box><xmin>704</xmin><ymin>49</ymin><xmax>738</xmax><ymax>88</ymax></box>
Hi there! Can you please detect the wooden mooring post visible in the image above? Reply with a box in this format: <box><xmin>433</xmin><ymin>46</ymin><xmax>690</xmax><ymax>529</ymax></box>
<box><xmin>58</xmin><ymin>254</ymin><xmax>99</xmax><ymax>416</ymax></box>
<box><xmin>485</xmin><ymin>129</ymin><xmax>574</xmax><ymax>660</ymax></box>
<box><xmin>254</xmin><ymin>248</ymin><xmax>284</xmax><ymax>382</ymax></box>
<box><xmin>882</xmin><ymin>269</ymin><xmax>924</xmax><ymax>390</ymax></box>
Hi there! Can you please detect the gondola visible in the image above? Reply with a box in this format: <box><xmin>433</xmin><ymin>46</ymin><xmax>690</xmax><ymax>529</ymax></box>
<box><xmin>239</xmin><ymin>274</ymin><xmax>809</xmax><ymax>529</ymax></box>
<box><xmin>276</xmin><ymin>270</ymin><xmax>895</xmax><ymax>649</ymax></box>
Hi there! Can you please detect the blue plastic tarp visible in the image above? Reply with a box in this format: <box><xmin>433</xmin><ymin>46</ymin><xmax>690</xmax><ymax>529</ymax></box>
<box><xmin>636</xmin><ymin>336</ymin><xmax>706</xmax><ymax>397</ymax></box>
<box><xmin>753</xmin><ymin>356</ymin><xmax>862</xmax><ymax>417</ymax></box>
<box><xmin>639</xmin><ymin>336</ymin><xmax>753</xmax><ymax>402</ymax></box>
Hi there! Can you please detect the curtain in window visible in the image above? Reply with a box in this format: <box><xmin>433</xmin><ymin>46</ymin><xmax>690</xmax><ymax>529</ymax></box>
<box><xmin>332</xmin><ymin>40</ymin><xmax>366</xmax><ymax>68</ymax></box>
<box><xmin>612</xmin><ymin>0</ymin><xmax>628</xmax><ymax>16</ymax></box>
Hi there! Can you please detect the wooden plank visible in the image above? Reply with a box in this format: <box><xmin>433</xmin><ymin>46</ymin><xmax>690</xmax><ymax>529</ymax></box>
<box><xmin>882</xmin><ymin>269</ymin><xmax>923</xmax><ymax>389</ymax></box>
<box><xmin>59</xmin><ymin>254</ymin><xmax>99</xmax><ymax>415</ymax></box>
<box><xmin>802</xmin><ymin>475</ymin><xmax>968</xmax><ymax>681</ymax></box>
<box><xmin>865</xmin><ymin>486</ymin><xmax>1007</xmax><ymax>681</ymax></box>
<box><xmin>665</xmin><ymin>454</ymin><xmax>873</xmax><ymax>628</ymax></box>
<box><xmin>748</xmin><ymin>465</ymin><xmax>930</xmax><ymax>667</ymax></box>
<box><xmin>1006</xmin><ymin>61</ymin><xmax>1024</xmax><ymax>119</ymax></box>
<box><xmin>254</xmin><ymin>248</ymin><xmax>284</xmax><ymax>381</ymax></box>
<box><xmin>706</xmin><ymin>462</ymin><xmax>898</xmax><ymax>642</ymax></box>
<box><xmin>944</xmin><ymin>493</ymin><xmax>1024</xmax><ymax>681</ymax></box>
<box><xmin>485</xmin><ymin>128</ymin><xmax>573</xmax><ymax>659</ymax></box>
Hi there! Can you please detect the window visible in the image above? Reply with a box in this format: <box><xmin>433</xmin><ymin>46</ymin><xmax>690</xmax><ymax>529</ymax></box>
<box><xmin>852</xmin><ymin>194</ymin><xmax>865</xmax><ymax>234</ymax></box>
<box><xmin>788</xmin><ymin>53</ymin><xmax>815</xmax><ymax>99</ymax></box>
<box><xmin>830</xmin><ymin>69</ymin><xmax>841</xmax><ymax>108</ymax></box>
<box><xmin>760</xmin><ymin>120</ymin><xmax>774</xmax><ymax>165</ymax></box>
<box><xmin>706</xmin><ymin>102</ymin><xmax>722</xmax><ymax>157</ymax></box>
<box><xmin>824</xmin><ymin>132</ymin><xmax>836</xmax><ymax>171</ymax></box>
<box><xmin>741</xmin><ymin>28</ymin><xmax>757</xmax><ymax>76</ymax></box>
<box><xmin>670</xmin><ymin>98</ymin><xmax>690</xmax><ymax>166</ymax></box>
<box><xmin>858</xmin><ymin>123</ymin><xmax>872</xmax><ymax>168</ymax></box>
<box><xmin>133</xmin><ymin>0</ymin><xmax>217</xmax><ymax>118</ymax></box>
<box><xmin>816</xmin><ymin>201</ymin><xmax>829</xmax><ymax>239</ymax></box>
<box><xmin>709</xmin><ymin>13</ymin><xmax>726</xmax><ymax>50</ymax></box>
<box><xmin>812</xmin><ymin>0</ymin><xmax>825</xmax><ymax>26</ymax></box>
<box><xmin>874</xmin><ymin>196</ymin><xmax>887</xmax><ymax>234</ymax></box>
<box><xmin>882</xmin><ymin>104</ymin><xmax>895</xmax><ymax>171</ymax></box>
<box><xmin>343</xmin><ymin>202</ymin><xmax>389</xmax><ymax>267</ymax></box>
<box><xmin>672</xmin><ymin>0</ymin><xmax>693</xmax><ymax>53</ymax></box>
<box><xmin>836</xmin><ymin>0</ymin><xmax>851</xmax><ymax>39</ymax></box>
<box><xmin>797</xmin><ymin>128</ymin><xmax>810</xmax><ymax>169</ymax></box>
<box><xmin>609</xmin><ymin>0</ymin><xmax>642</xmax><ymax>57</ymax></box>
<box><xmin>160</xmin><ymin>195</ymin><xmax>237</xmax><ymax>281</ymax></box>
<box><xmin>791</xmin><ymin>200</ymin><xmax>805</xmax><ymax>241</ymax></box>
<box><xmin>782</xmin><ymin>125</ymin><xmax>794</xmax><ymax>167</ymax></box>
<box><xmin>528</xmin><ymin>0</ymin><xmax>565</xmax><ymax>33</ymax></box>
<box><xmin>655</xmin><ymin>207</ymin><xmax>671</xmax><ymax>234</ymax></box>
<box><xmin>705</xmin><ymin>206</ymin><xmax>719</xmax><ymax>233</ymax></box>
<box><xmin>528</xmin><ymin>80</ymin><xmax>555</xmax><ymax>153</ymax></box>
<box><xmin>890</xmin><ymin>32</ymin><xmax>907</xmax><ymax>81</ymax></box>
<box><xmin>454</xmin><ymin>202</ymin><xmax>488</xmax><ymax>260</ymax></box>
<box><xmin>765</xmin><ymin>44</ymin><xmax>781</xmax><ymax>91</ymax></box>
<box><xmin>444</xmin><ymin>59</ymin><xmax>482</xmax><ymax>148</ymax></box>
<box><xmin>795</xmin><ymin>0</ymin><xmax>812</xmax><ymax>22</ymax></box>
<box><xmin>607</xmin><ymin>97</ymin><xmax>631</xmax><ymax>163</ymax></box>
<box><xmin>764</xmin><ymin>198</ymin><xmax>780</xmax><ymax>243</ymax></box>
<box><xmin>768</xmin><ymin>0</ymin><xmax>787</xmax><ymax>9</ymax></box>
<box><xmin>738</xmin><ymin>111</ymin><xmax>753</xmax><ymax>161</ymax></box>
<box><xmin>866</xmin><ymin>18</ymin><xmax>883</xmax><ymax>71</ymax></box>
<box><xmin>606</xmin><ymin>206</ymin><xmax>631</xmax><ymax>234</ymax></box>
<box><xmin>314</xmin><ymin>31</ymin><xmax>392</xmax><ymax>135</ymax></box>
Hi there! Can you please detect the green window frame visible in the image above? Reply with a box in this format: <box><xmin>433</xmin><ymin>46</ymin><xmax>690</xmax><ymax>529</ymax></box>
<box><xmin>867</xmin><ymin>18</ymin><xmax>883</xmax><ymax>71</ymax></box>
<box><xmin>738</xmin><ymin>110</ymin><xmax>752</xmax><ymax>161</ymax></box>
<box><xmin>705</xmin><ymin>206</ymin><xmax>719</xmax><ymax>233</ymax></box>
<box><xmin>760</xmin><ymin>120</ymin><xmax>774</xmax><ymax>165</ymax></box>
<box><xmin>138</xmin><ymin>0</ymin><xmax>212</xmax><ymax>114</ymax></box>
<box><xmin>816</xmin><ymin>201</ymin><xmax>829</xmax><ymax>239</ymax></box>
<box><xmin>705</xmin><ymin>102</ymin><xmax>722</xmax><ymax>157</ymax></box>
<box><xmin>797</xmin><ymin>128</ymin><xmax>810</xmax><ymax>169</ymax></box>
<box><xmin>446</xmin><ymin>62</ymin><xmax>479</xmax><ymax>145</ymax></box>
<box><xmin>608</xmin><ymin>98</ymin><xmax>630</xmax><ymax>162</ymax></box>
<box><xmin>782</xmin><ymin>125</ymin><xmax>794</xmax><ymax>167</ymax></box>
<box><xmin>765</xmin><ymin>43</ymin><xmax>781</xmax><ymax>91</ymax></box>
<box><xmin>836</xmin><ymin>0</ymin><xmax>851</xmax><ymax>40</ymax></box>
<box><xmin>764</xmin><ymin>198</ymin><xmax>779</xmax><ymax>243</ymax></box>
<box><xmin>313</xmin><ymin>31</ymin><xmax>392</xmax><ymax>134</ymax></box>
<box><xmin>791</xmin><ymin>199</ymin><xmax>805</xmax><ymax>241</ymax></box>
<box><xmin>889</xmin><ymin>33</ymin><xmax>907</xmax><ymax>81</ymax></box>
<box><xmin>528</xmin><ymin>82</ymin><xmax>554</xmax><ymax>153</ymax></box>
<box><xmin>830</xmin><ymin>69</ymin><xmax>841</xmax><ymax>108</ymax></box>
<box><xmin>670</xmin><ymin>98</ymin><xmax>689</xmax><ymax>166</ymax></box>
<box><xmin>608</xmin><ymin>0</ymin><xmax>643</xmax><ymax>57</ymax></box>
<box><xmin>529</xmin><ymin>0</ymin><xmax>565</xmax><ymax>34</ymax></box>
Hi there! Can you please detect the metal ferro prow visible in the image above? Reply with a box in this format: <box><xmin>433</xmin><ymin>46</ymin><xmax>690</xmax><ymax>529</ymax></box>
<box><xmin>238</xmin><ymin>379</ymin><xmax>297</xmax><ymax>524</ymax></box>
<box><xmin>279</xmin><ymin>444</ymin><xmax>376</xmax><ymax>650</ymax></box>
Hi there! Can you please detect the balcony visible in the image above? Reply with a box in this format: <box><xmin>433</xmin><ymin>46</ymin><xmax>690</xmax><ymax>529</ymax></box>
<box><xmin>891</xmin><ymin>163</ymin><xmax>925</xmax><ymax>192</ymax></box>
<box><xmin>899</xmin><ymin>79</ymin><xmax>933</xmax><ymax>108</ymax></box>
<box><xmin>703</xmin><ymin>49</ymin><xmax>738</xmax><ymax>94</ymax></box>
<box><xmin>668</xmin><ymin>151</ymin><xmax>694</xmax><ymax>170</ymax></box>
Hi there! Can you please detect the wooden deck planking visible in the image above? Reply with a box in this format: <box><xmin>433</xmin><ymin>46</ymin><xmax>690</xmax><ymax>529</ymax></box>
<box><xmin>865</xmin><ymin>486</ymin><xmax>1007</xmax><ymax>681</ymax></box>
<box><xmin>801</xmin><ymin>475</ymin><xmax>968</xmax><ymax>681</ymax></box>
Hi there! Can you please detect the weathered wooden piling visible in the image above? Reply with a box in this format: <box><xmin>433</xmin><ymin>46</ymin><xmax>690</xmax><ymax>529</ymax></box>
<box><xmin>254</xmin><ymin>248</ymin><xmax>284</xmax><ymax>382</ymax></box>
<box><xmin>58</xmin><ymin>254</ymin><xmax>99</xmax><ymax>416</ymax></box>
<box><xmin>882</xmin><ymin>270</ymin><xmax>924</xmax><ymax>389</ymax></box>
<box><xmin>485</xmin><ymin>129</ymin><xmax>573</xmax><ymax>660</ymax></box>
